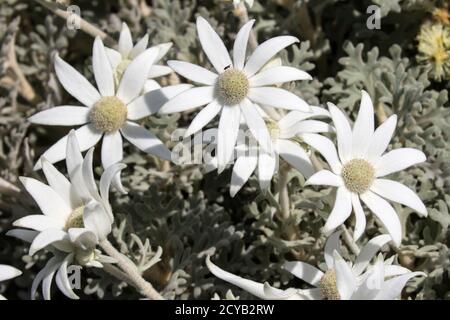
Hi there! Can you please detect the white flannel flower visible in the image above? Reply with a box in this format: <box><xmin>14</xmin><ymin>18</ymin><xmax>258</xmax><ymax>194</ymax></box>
<box><xmin>0</xmin><ymin>265</ymin><xmax>22</xmax><ymax>300</ymax></box>
<box><xmin>305</xmin><ymin>90</ymin><xmax>427</xmax><ymax>245</ymax></box>
<box><xmin>200</xmin><ymin>107</ymin><xmax>332</xmax><ymax>196</ymax></box>
<box><xmin>207</xmin><ymin>232</ymin><xmax>425</xmax><ymax>300</ymax></box>
<box><xmin>29</xmin><ymin>37</ymin><xmax>190</xmax><ymax>189</ymax></box>
<box><xmin>159</xmin><ymin>17</ymin><xmax>312</xmax><ymax>171</ymax></box>
<box><xmin>105</xmin><ymin>22</ymin><xmax>173</xmax><ymax>91</ymax></box>
<box><xmin>7</xmin><ymin>131</ymin><xmax>120</xmax><ymax>299</ymax></box>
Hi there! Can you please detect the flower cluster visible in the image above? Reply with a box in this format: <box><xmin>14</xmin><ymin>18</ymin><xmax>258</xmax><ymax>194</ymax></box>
<box><xmin>1</xmin><ymin>14</ymin><xmax>429</xmax><ymax>301</ymax></box>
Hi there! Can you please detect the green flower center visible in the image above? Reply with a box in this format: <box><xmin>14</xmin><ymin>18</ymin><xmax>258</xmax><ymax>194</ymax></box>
<box><xmin>216</xmin><ymin>68</ymin><xmax>249</xmax><ymax>105</ymax></box>
<box><xmin>319</xmin><ymin>269</ymin><xmax>340</xmax><ymax>300</ymax></box>
<box><xmin>89</xmin><ymin>96</ymin><xmax>127</xmax><ymax>133</ymax></box>
<box><xmin>341</xmin><ymin>159</ymin><xmax>375</xmax><ymax>194</ymax></box>
<box><xmin>65</xmin><ymin>206</ymin><xmax>85</xmax><ymax>230</ymax></box>
<box><xmin>115</xmin><ymin>58</ymin><xmax>132</xmax><ymax>84</ymax></box>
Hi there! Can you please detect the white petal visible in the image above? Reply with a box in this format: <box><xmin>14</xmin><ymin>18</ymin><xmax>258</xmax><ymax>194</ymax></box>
<box><xmin>92</xmin><ymin>37</ymin><xmax>115</xmax><ymax>97</ymax></box>
<box><xmin>351</xmin><ymin>193</ymin><xmax>366</xmax><ymax>241</ymax></box>
<box><xmin>375</xmin><ymin>272</ymin><xmax>425</xmax><ymax>300</ymax></box>
<box><xmin>230</xmin><ymin>155</ymin><xmax>257</xmax><ymax>197</ymax></box>
<box><xmin>105</xmin><ymin>48</ymin><xmax>122</xmax><ymax>69</ymax></box>
<box><xmin>185</xmin><ymin>100</ymin><xmax>222</xmax><ymax>137</ymax></box>
<box><xmin>196</xmin><ymin>17</ymin><xmax>232</xmax><ymax>73</ymax></box>
<box><xmin>127</xmin><ymin>84</ymin><xmax>193</xmax><ymax>120</ymax></box>
<box><xmin>217</xmin><ymin>106</ymin><xmax>241</xmax><ymax>172</ymax></box>
<box><xmin>117</xmin><ymin>47</ymin><xmax>159</xmax><ymax>104</ymax></box>
<box><xmin>281</xmin><ymin>120</ymin><xmax>333</xmax><ymax>139</ymax></box>
<box><xmin>351</xmin><ymin>255</ymin><xmax>384</xmax><ymax>300</ymax></box>
<box><xmin>278</xmin><ymin>139</ymin><xmax>314</xmax><ymax>178</ymax></box>
<box><xmin>278</xmin><ymin>106</ymin><xmax>329</xmax><ymax>130</ymax></box>
<box><xmin>0</xmin><ymin>265</ymin><xmax>22</xmax><ymax>282</ymax></box>
<box><xmin>31</xmin><ymin>256</ymin><xmax>61</xmax><ymax>300</ymax></box>
<box><xmin>244</xmin><ymin>36</ymin><xmax>299</xmax><ymax>77</ymax></box>
<box><xmin>248</xmin><ymin>87</ymin><xmax>310</xmax><ymax>112</ymax></box>
<box><xmin>82</xmin><ymin>148</ymin><xmax>101</xmax><ymax>201</ymax></box>
<box><xmin>41</xmin><ymin>258</ymin><xmax>61</xmax><ymax>300</ymax></box>
<box><xmin>258</xmin><ymin>152</ymin><xmax>277</xmax><ymax>190</ymax></box>
<box><xmin>13</xmin><ymin>215</ymin><xmax>63</xmax><ymax>232</ymax></box>
<box><xmin>302</xmin><ymin>133</ymin><xmax>342</xmax><ymax>174</ymax></box>
<box><xmin>65</xmin><ymin>130</ymin><xmax>83</xmax><ymax>180</ymax></box>
<box><xmin>334</xmin><ymin>251</ymin><xmax>357</xmax><ymax>300</ymax></box>
<box><xmin>28</xmin><ymin>107</ymin><xmax>89</xmax><ymax>126</ymax></box>
<box><xmin>159</xmin><ymin>86</ymin><xmax>215</xmax><ymax>114</ymax></box>
<box><xmin>83</xmin><ymin>200</ymin><xmax>111</xmax><ymax>241</ymax></box>
<box><xmin>55</xmin><ymin>256</ymin><xmax>79</xmax><ymax>299</ymax></box>
<box><xmin>324</xmin><ymin>231</ymin><xmax>342</xmax><ymax>269</ymax></box>
<box><xmin>68</xmin><ymin>228</ymin><xmax>97</xmax><ymax>250</ymax></box>
<box><xmin>250</xmin><ymin>66</ymin><xmax>311</xmax><ymax>87</ymax></box>
<box><xmin>6</xmin><ymin>229</ymin><xmax>38</xmax><ymax>243</ymax></box>
<box><xmin>19</xmin><ymin>177</ymin><xmax>71</xmax><ymax>223</ymax></box>
<box><xmin>375</xmin><ymin>148</ymin><xmax>426</xmax><ymax>177</ymax></box>
<box><xmin>118</xmin><ymin>22</ymin><xmax>133</xmax><ymax>57</ymax></box>
<box><xmin>371</xmin><ymin>179</ymin><xmax>427</xmax><ymax>216</ymax></box>
<box><xmin>206</xmin><ymin>256</ymin><xmax>267</xmax><ymax>299</ymax></box>
<box><xmin>148</xmin><ymin>65</ymin><xmax>173</xmax><ymax>78</ymax></box>
<box><xmin>366</xmin><ymin>115</ymin><xmax>397</xmax><ymax>162</ymax></box>
<box><xmin>100</xmin><ymin>163</ymin><xmax>126</xmax><ymax>207</ymax></box>
<box><xmin>54</xmin><ymin>55</ymin><xmax>101</xmax><ymax>108</ymax></box>
<box><xmin>101</xmin><ymin>131</ymin><xmax>124</xmax><ymax>193</ymax></box>
<box><xmin>167</xmin><ymin>60</ymin><xmax>218</xmax><ymax>85</ymax></box>
<box><xmin>353</xmin><ymin>234</ymin><xmax>392</xmax><ymax>276</ymax></box>
<box><xmin>282</xmin><ymin>261</ymin><xmax>324</xmax><ymax>286</ymax></box>
<box><xmin>121</xmin><ymin>121</ymin><xmax>171</xmax><ymax>160</ymax></box>
<box><xmin>34</xmin><ymin>125</ymin><xmax>102</xmax><ymax>170</ymax></box>
<box><xmin>305</xmin><ymin>170</ymin><xmax>342</xmax><ymax>187</ymax></box>
<box><xmin>153</xmin><ymin>42</ymin><xmax>173</xmax><ymax>62</ymax></box>
<box><xmin>360</xmin><ymin>191</ymin><xmax>402</xmax><ymax>246</ymax></box>
<box><xmin>351</xmin><ymin>90</ymin><xmax>374</xmax><ymax>157</ymax></box>
<box><xmin>143</xmin><ymin>79</ymin><xmax>161</xmax><ymax>93</ymax></box>
<box><xmin>384</xmin><ymin>265</ymin><xmax>412</xmax><ymax>277</ymax></box>
<box><xmin>233</xmin><ymin>19</ymin><xmax>255</xmax><ymax>70</ymax></box>
<box><xmin>41</xmin><ymin>158</ymin><xmax>73</xmax><ymax>207</ymax></box>
<box><xmin>240</xmin><ymin>99</ymin><xmax>272</xmax><ymax>153</ymax></box>
<box><xmin>29</xmin><ymin>229</ymin><xmax>68</xmax><ymax>256</ymax></box>
<box><xmin>129</xmin><ymin>34</ymin><xmax>149</xmax><ymax>59</ymax></box>
<box><xmin>328</xmin><ymin>102</ymin><xmax>352</xmax><ymax>163</ymax></box>
<box><xmin>323</xmin><ymin>187</ymin><xmax>352</xmax><ymax>234</ymax></box>
<box><xmin>262</xmin><ymin>283</ymin><xmax>297</xmax><ymax>300</ymax></box>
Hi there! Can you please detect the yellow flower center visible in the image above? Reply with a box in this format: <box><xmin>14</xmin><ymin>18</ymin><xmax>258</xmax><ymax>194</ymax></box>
<box><xmin>89</xmin><ymin>96</ymin><xmax>127</xmax><ymax>132</ymax></box>
<box><xmin>319</xmin><ymin>269</ymin><xmax>340</xmax><ymax>300</ymax></box>
<box><xmin>216</xmin><ymin>68</ymin><xmax>249</xmax><ymax>105</ymax></box>
<box><xmin>65</xmin><ymin>206</ymin><xmax>85</xmax><ymax>230</ymax></box>
<box><xmin>341</xmin><ymin>159</ymin><xmax>375</xmax><ymax>194</ymax></box>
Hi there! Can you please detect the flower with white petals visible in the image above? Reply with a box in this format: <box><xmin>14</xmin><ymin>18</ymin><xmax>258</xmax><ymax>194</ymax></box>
<box><xmin>29</xmin><ymin>36</ymin><xmax>190</xmax><ymax>190</ymax></box>
<box><xmin>304</xmin><ymin>91</ymin><xmax>427</xmax><ymax>245</ymax></box>
<box><xmin>159</xmin><ymin>17</ymin><xmax>312</xmax><ymax>171</ymax></box>
<box><xmin>8</xmin><ymin>131</ymin><xmax>120</xmax><ymax>299</ymax></box>
<box><xmin>105</xmin><ymin>22</ymin><xmax>173</xmax><ymax>91</ymax></box>
<box><xmin>207</xmin><ymin>232</ymin><xmax>425</xmax><ymax>300</ymax></box>
<box><xmin>201</xmin><ymin>107</ymin><xmax>332</xmax><ymax>196</ymax></box>
<box><xmin>0</xmin><ymin>265</ymin><xmax>22</xmax><ymax>300</ymax></box>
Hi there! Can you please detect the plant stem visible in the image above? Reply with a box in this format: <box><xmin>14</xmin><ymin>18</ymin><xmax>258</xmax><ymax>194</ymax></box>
<box><xmin>278</xmin><ymin>167</ymin><xmax>291</xmax><ymax>221</ymax></box>
<box><xmin>100</xmin><ymin>240</ymin><xmax>164</xmax><ymax>300</ymax></box>
<box><xmin>33</xmin><ymin>0</ymin><xmax>115</xmax><ymax>46</ymax></box>
<box><xmin>340</xmin><ymin>225</ymin><xmax>360</xmax><ymax>256</ymax></box>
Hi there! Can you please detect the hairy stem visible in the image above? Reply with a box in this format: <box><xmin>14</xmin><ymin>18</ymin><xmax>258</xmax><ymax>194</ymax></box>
<box><xmin>33</xmin><ymin>0</ymin><xmax>115</xmax><ymax>46</ymax></box>
<box><xmin>100</xmin><ymin>240</ymin><xmax>164</xmax><ymax>300</ymax></box>
<box><xmin>340</xmin><ymin>225</ymin><xmax>360</xmax><ymax>256</ymax></box>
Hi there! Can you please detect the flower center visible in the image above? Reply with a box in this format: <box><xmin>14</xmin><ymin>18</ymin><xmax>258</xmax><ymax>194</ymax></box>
<box><xmin>341</xmin><ymin>159</ymin><xmax>375</xmax><ymax>194</ymax></box>
<box><xmin>319</xmin><ymin>269</ymin><xmax>340</xmax><ymax>300</ymax></box>
<box><xmin>216</xmin><ymin>68</ymin><xmax>249</xmax><ymax>105</ymax></box>
<box><xmin>114</xmin><ymin>59</ymin><xmax>132</xmax><ymax>84</ymax></box>
<box><xmin>89</xmin><ymin>96</ymin><xmax>127</xmax><ymax>132</ymax></box>
<box><xmin>65</xmin><ymin>206</ymin><xmax>85</xmax><ymax>230</ymax></box>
